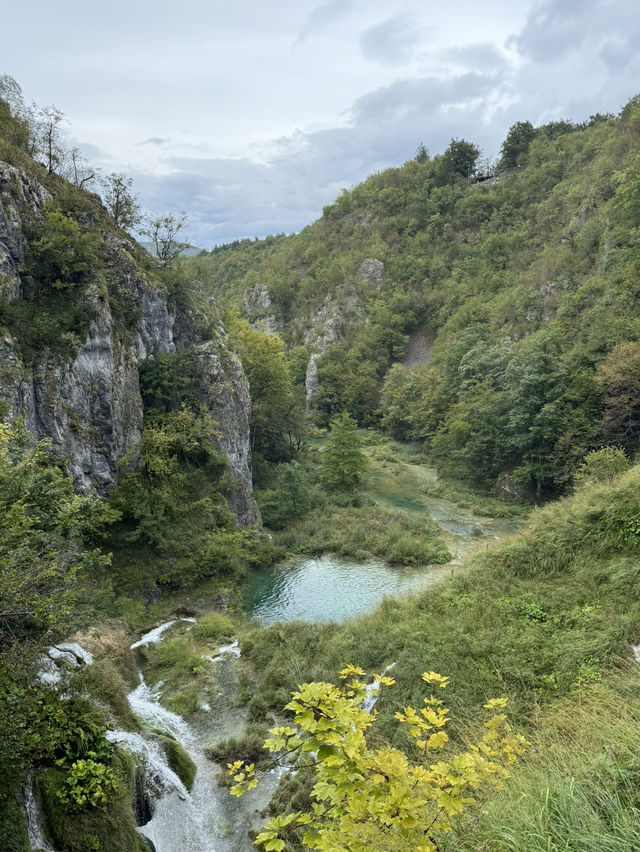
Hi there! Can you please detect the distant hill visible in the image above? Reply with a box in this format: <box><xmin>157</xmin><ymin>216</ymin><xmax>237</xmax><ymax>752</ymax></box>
<box><xmin>140</xmin><ymin>240</ymin><xmax>204</xmax><ymax>258</ymax></box>
<box><xmin>187</xmin><ymin>97</ymin><xmax>640</xmax><ymax>498</ymax></box>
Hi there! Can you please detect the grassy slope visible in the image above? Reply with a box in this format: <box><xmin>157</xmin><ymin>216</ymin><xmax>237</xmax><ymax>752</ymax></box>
<box><xmin>238</xmin><ymin>465</ymin><xmax>640</xmax><ymax>846</ymax></box>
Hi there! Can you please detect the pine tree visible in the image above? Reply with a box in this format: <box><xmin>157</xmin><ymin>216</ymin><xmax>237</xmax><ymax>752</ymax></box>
<box><xmin>318</xmin><ymin>412</ymin><xmax>367</xmax><ymax>493</ymax></box>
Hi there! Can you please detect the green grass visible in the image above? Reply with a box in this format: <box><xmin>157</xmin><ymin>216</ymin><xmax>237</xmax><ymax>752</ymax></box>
<box><xmin>442</xmin><ymin>667</ymin><xmax>640</xmax><ymax>851</ymax></box>
<box><xmin>274</xmin><ymin>502</ymin><xmax>450</xmax><ymax>565</ymax></box>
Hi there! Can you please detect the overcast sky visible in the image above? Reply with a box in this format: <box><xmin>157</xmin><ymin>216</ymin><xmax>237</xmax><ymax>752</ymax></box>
<box><xmin>4</xmin><ymin>0</ymin><xmax>639</xmax><ymax>246</ymax></box>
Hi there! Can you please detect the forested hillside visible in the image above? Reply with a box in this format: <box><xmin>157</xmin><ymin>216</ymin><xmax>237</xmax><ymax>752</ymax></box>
<box><xmin>3</xmin><ymin>73</ymin><xmax>640</xmax><ymax>852</ymax></box>
<box><xmin>192</xmin><ymin>98</ymin><xmax>640</xmax><ymax>499</ymax></box>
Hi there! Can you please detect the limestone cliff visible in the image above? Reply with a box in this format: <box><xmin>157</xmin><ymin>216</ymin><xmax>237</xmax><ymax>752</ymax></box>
<box><xmin>0</xmin><ymin>162</ymin><xmax>259</xmax><ymax>526</ymax></box>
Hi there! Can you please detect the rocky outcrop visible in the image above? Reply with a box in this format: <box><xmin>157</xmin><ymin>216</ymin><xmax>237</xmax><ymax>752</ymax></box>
<box><xmin>193</xmin><ymin>342</ymin><xmax>260</xmax><ymax>525</ymax></box>
<box><xmin>303</xmin><ymin>287</ymin><xmax>361</xmax><ymax>404</ymax></box>
<box><xmin>242</xmin><ymin>282</ymin><xmax>279</xmax><ymax>333</ymax></box>
<box><xmin>0</xmin><ymin>163</ymin><xmax>51</xmax><ymax>301</ymax></box>
<box><xmin>0</xmin><ymin>163</ymin><xmax>258</xmax><ymax>526</ymax></box>
<box><xmin>358</xmin><ymin>257</ymin><xmax>385</xmax><ymax>285</ymax></box>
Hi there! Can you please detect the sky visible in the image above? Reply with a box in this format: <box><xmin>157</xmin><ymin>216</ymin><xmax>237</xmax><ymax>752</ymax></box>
<box><xmin>3</xmin><ymin>0</ymin><xmax>640</xmax><ymax>246</ymax></box>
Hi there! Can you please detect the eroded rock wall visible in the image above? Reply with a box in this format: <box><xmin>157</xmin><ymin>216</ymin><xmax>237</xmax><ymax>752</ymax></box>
<box><xmin>0</xmin><ymin>163</ymin><xmax>258</xmax><ymax>525</ymax></box>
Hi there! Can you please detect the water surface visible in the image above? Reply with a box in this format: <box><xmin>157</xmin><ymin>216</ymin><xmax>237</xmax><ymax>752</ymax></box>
<box><xmin>245</xmin><ymin>555</ymin><xmax>456</xmax><ymax>625</ymax></box>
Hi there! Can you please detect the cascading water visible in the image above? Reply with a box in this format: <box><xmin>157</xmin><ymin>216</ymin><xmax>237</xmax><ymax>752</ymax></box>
<box><xmin>114</xmin><ymin>621</ymin><xmax>286</xmax><ymax>852</ymax></box>
<box><xmin>24</xmin><ymin>776</ymin><xmax>56</xmax><ymax>852</ymax></box>
<box><xmin>361</xmin><ymin>663</ymin><xmax>396</xmax><ymax>714</ymax></box>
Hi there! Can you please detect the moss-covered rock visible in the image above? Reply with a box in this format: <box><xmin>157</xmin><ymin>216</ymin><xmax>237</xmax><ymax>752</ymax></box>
<box><xmin>0</xmin><ymin>791</ymin><xmax>29</xmax><ymax>852</ymax></box>
<box><xmin>38</xmin><ymin>751</ymin><xmax>142</xmax><ymax>852</ymax></box>
<box><xmin>157</xmin><ymin>734</ymin><xmax>197</xmax><ymax>791</ymax></box>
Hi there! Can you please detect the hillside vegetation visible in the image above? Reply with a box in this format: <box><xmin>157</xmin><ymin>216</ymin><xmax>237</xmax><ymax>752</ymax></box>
<box><xmin>192</xmin><ymin>98</ymin><xmax>640</xmax><ymax>499</ymax></box>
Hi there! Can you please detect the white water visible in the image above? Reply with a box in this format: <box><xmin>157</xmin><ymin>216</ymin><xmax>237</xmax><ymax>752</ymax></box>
<box><xmin>116</xmin><ymin>622</ymin><xmax>285</xmax><ymax>851</ymax></box>
<box><xmin>361</xmin><ymin>663</ymin><xmax>396</xmax><ymax>714</ymax></box>
<box><xmin>131</xmin><ymin>618</ymin><xmax>195</xmax><ymax>649</ymax></box>
<box><xmin>205</xmin><ymin>639</ymin><xmax>242</xmax><ymax>664</ymax></box>
<box><xmin>36</xmin><ymin>641</ymin><xmax>94</xmax><ymax>686</ymax></box>
<box><xmin>24</xmin><ymin>776</ymin><xmax>56</xmax><ymax>852</ymax></box>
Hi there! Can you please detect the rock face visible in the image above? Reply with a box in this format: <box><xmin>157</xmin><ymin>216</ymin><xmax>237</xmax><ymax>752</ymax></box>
<box><xmin>0</xmin><ymin>163</ymin><xmax>51</xmax><ymax>301</ymax></box>
<box><xmin>303</xmin><ymin>287</ymin><xmax>362</xmax><ymax>404</ymax></box>
<box><xmin>358</xmin><ymin>257</ymin><xmax>385</xmax><ymax>285</ymax></box>
<box><xmin>242</xmin><ymin>282</ymin><xmax>279</xmax><ymax>333</ymax></box>
<box><xmin>0</xmin><ymin>163</ymin><xmax>258</xmax><ymax>526</ymax></box>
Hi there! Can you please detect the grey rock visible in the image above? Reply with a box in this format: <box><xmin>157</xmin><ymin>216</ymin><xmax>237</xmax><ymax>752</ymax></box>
<box><xmin>305</xmin><ymin>353</ymin><xmax>320</xmax><ymax>403</ymax></box>
<box><xmin>242</xmin><ymin>282</ymin><xmax>279</xmax><ymax>333</ymax></box>
<box><xmin>0</xmin><ymin>163</ymin><xmax>51</xmax><ymax>301</ymax></box>
<box><xmin>358</xmin><ymin>257</ymin><xmax>385</xmax><ymax>285</ymax></box>
<box><xmin>0</xmin><ymin>163</ymin><xmax>258</xmax><ymax>526</ymax></box>
<box><xmin>193</xmin><ymin>341</ymin><xmax>260</xmax><ymax>526</ymax></box>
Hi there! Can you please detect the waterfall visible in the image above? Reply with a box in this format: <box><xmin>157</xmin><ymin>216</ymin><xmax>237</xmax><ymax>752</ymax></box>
<box><xmin>24</xmin><ymin>776</ymin><xmax>56</xmax><ymax>852</ymax></box>
<box><xmin>361</xmin><ymin>663</ymin><xmax>396</xmax><ymax>714</ymax></box>
<box><xmin>110</xmin><ymin>621</ymin><xmax>285</xmax><ymax>852</ymax></box>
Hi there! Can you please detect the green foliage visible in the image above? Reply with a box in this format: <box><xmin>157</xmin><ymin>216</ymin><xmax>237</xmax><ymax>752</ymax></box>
<box><xmin>191</xmin><ymin>612</ymin><xmax>237</xmax><ymax>641</ymax></box>
<box><xmin>39</xmin><ymin>751</ymin><xmax>143</xmax><ymax>852</ymax></box>
<box><xmin>109</xmin><ymin>399</ymin><xmax>271</xmax><ymax>590</ymax></box>
<box><xmin>24</xmin><ymin>209</ymin><xmax>98</xmax><ymax>294</ymax></box>
<box><xmin>56</xmin><ymin>758</ymin><xmax>118</xmax><ymax>811</ymax></box>
<box><xmin>275</xmin><ymin>502</ymin><xmax>450</xmax><ymax>566</ymax></box>
<box><xmin>228</xmin><ymin>316</ymin><xmax>305</xmax><ymax>476</ymax></box>
<box><xmin>0</xmin><ymin>792</ymin><xmax>29</xmax><ymax>852</ymax></box>
<box><xmin>231</xmin><ymin>668</ymin><xmax>527</xmax><ymax>851</ymax></box>
<box><xmin>190</xmin><ymin>99</ymin><xmax>640</xmax><ymax>497</ymax></box>
<box><xmin>99</xmin><ymin>173</ymin><xmax>140</xmax><ymax>231</ymax></box>
<box><xmin>574</xmin><ymin>446</ymin><xmax>629</xmax><ymax>487</ymax></box>
<box><xmin>0</xmin><ymin>424</ymin><xmax>110</xmax><ymax>647</ymax></box>
<box><xmin>256</xmin><ymin>462</ymin><xmax>321</xmax><ymax>529</ymax></box>
<box><xmin>500</xmin><ymin>120</ymin><xmax>537</xmax><ymax>168</ymax></box>
<box><xmin>440</xmin><ymin>137</ymin><xmax>481</xmax><ymax>180</ymax></box>
<box><xmin>318</xmin><ymin>412</ymin><xmax>367</xmax><ymax>493</ymax></box>
<box><xmin>158</xmin><ymin>735</ymin><xmax>197</xmax><ymax>791</ymax></box>
<box><xmin>0</xmin><ymin>285</ymin><xmax>97</xmax><ymax>363</ymax></box>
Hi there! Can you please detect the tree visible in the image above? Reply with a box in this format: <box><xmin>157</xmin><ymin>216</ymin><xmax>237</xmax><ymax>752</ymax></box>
<box><xmin>100</xmin><ymin>172</ymin><xmax>140</xmax><ymax>231</ymax></box>
<box><xmin>415</xmin><ymin>142</ymin><xmax>429</xmax><ymax>163</ymax></box>
<box><xmin>24</xmin><ymin>209</ymin><xmax>97</xmax><ymax>294</ymax></box>
<box><xmin>34</xmin><ymin>104</ymin><xmax>67</xmax><ymax>174</ymax></box>
<box><xmin>442</xmin><ymin>138</ymin><xmax>480</xmax><ymax>180</ymax></box>
<box><xmin>574</xmin><ymin>447</ymin><xmax>629</xmax><ymax>488</ymax></box>
<box><xmin>142</xmin><ymin>212</ymin><xmax>188</xmax><ymax>266</ymax></box>
<box><xmin>230</xmin><ymin>668</ymin><xmax>528</xmax><ymax>852</ymax></box>
<box><xmin>0</xmin><ymin>423</ymin><xmax>109</xmax><ymax>648</ymax></box>
<box><xmin>66</xmin><ymin>147</ymin><xmax>97</xmax><ymax>189</ymax></box>
<box><xmin>499</xmin><ymin>121</ymin><xmax>537</xmax><ymax>169</ymax></box>
<box><xmin>229</xmin><ymin>317</ymin><xmax>304</xmax><ymax>470</ymax></box>
<box><xmin>598</xmin><ymin>342</ymin><xmax>640</xmax><ymax>447</ymax></box>
<box><xmin>318</xmin><ymin>412</ymin><xmax>367</xmax><ymax>493</ymax></box>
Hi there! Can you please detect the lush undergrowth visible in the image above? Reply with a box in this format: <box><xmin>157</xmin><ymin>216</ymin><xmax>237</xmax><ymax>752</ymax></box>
<box><xmin>240</xmin><ymin>464</ymin><xmax>640</xmax><ymax>744</ymax></box>
<box><xmin>273</xmin><ymin>501</ymin><xmax>450</xmax><ymax>565</ymax></box>
<box><xmin>444</xmin><ymin>667</ymin><xmax>640</xmax><ymax>851</ymax></box>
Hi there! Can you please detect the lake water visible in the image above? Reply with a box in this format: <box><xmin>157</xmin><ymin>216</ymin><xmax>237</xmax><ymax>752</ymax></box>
<box><xmin>245</xmin><ymin>477</ymin><xmax>521</xmax><ymax>625</ymax></box>
<box><xmin>244</xmin><ymin>555</ymin><xmax>457</xmax><ymax>625</ymax></box>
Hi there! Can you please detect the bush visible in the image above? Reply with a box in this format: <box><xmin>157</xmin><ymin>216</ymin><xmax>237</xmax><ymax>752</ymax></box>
<box><xmin>191</xmin><ymin>612</ymin><xmax>237</xmax><ymax>642</ymax></box>
<box><xmin>574</xmin><ymin>446</ymin><xmax>630</xmax><ymax>487</ymax></box>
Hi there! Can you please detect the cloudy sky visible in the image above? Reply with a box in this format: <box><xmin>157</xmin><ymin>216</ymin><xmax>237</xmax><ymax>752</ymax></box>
<box><xmin>4</xmin><ymin>0</ymin><xmax>639</xmax><ymax>246</ymax></box>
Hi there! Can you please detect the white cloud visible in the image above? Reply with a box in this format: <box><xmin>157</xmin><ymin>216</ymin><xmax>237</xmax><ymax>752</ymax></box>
<box><xmin>3</xmin><ymin>0</ymin><xmax>639</xmax><ymax>245</ymax></box>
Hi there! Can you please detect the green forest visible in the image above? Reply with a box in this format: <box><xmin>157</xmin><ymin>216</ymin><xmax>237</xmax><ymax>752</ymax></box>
<box><xmin>3</xmin><ymin>76</ymin><xmax>640</xmax><ymax>852</ymax></box>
